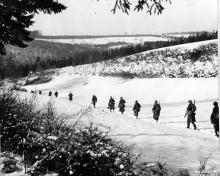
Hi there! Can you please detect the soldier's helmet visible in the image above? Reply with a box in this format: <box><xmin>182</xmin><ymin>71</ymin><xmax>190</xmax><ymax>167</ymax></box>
<box><xmin>213</xmin><ymin>101</ymin><xmax>218</xmax><ymax>106</ymax></box>
<box><xmin>188</xmin><ymin>100</ymin><xmax>192</xmax><ymax>103</ymax></box>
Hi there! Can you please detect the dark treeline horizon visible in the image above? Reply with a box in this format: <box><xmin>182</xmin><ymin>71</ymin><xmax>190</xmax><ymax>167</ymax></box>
<box><xmin>30</xmin><ymin>30</ymin><xmax>216</xmax><ymax>39</ymax></box>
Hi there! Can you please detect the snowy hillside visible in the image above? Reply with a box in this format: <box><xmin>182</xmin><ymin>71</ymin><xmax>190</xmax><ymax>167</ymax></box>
<box><xmin>24</xmin><ymin>76</ymin><xmax>218</xmax><ymax>134</ymax></box>
<box><xmin>19</xmin><ymin>82</ymin><xmax>220</xmax><ymax>171</ymax></box>
<box><xmin>50</xmin><ymin>39</ymin><xmax>217</xmax><ymax>78</ymax></box>
<box><xmin>13</xmin><ymin>39</ymin><xmax>219</xmax><ymax>172</ymax></box>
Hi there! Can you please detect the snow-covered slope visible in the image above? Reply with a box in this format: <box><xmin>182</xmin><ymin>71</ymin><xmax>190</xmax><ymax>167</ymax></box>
<box><xmin>49</xmin><ymin>39</ymin><xmax>216</xmax><ymax>78</ymax></box>
<box><xmin>19</xmin><ymin>89</ymin><xmax>220</xmax><ymax>171</ymax></box>
<box><xmin>19</xmin><ymin>40</ymin><xmax>219</xmax><ymax>172</ymax></box>
<box><xmin>24</xmin><ymin>75</ymin><xmax>218</xmax><ymax>134</ymax></box>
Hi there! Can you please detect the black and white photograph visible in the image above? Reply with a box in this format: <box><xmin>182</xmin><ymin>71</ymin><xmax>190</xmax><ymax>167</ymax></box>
<box><xmin>0</xmin><ymin>0</ymin><xmax>219</xmax><ymax>175</ymax></box>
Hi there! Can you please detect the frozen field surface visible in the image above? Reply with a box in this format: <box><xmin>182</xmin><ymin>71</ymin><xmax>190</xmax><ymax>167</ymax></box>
<box><xmin>36</xmin><ymin>36</ymin><xmax>168</xmax><ymax>45</ymax></box>
<box><xmin>23</xmin><ymin>75</ymin><xmax>220</xmax><ymax>171</ymax></box>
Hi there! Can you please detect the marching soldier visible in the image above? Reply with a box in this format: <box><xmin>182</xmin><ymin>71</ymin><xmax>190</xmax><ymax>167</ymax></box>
<box><xmin>108</xmin><ymin>96</ymin><xmax>115</xmax><ymax>112</ymax></box>
<box><xmin>118</xmin><ymin>97</ymin><xmax>126</xmax><ymax>115</ymax></box>
<box><xmin>92</xmin><ymin>95</ymin><xmax>97</xmax><ymax>108</ymax></box>
<box><xmin>184</xmin><ymin>100</ymin><xmax>197</xmax><ymax>130</ymax></box>
<box><xmin>152</xmin><ymin>100</ymin><xmax>161</xmax><ymax>123</ymax></box>
<box><xmin>54</xmin><ymin>91</ymin><xmax>58</xmax><ymax>98</ymax></box>
<box><xmin>68</xmin><ymin>92</ymin><xmax>73</xmax><ymax>101</ymax></box>
<box><xmin>133</xmin><ymin>100</ymin><xmax>141</xmax><ymax>119</ymax></box>
<box><xmin>48</xmin><ymin>91</ymin><xmax>52</xmax><ymax>96</ymax></box>
<box><xmin>210</xmin><ymin>101</ymin><xmax>219</xmax><ymax>137</ymax></box>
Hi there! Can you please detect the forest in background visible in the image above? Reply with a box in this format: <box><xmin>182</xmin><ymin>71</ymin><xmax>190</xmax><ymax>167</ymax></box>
<box><xmin>0</xmin><ymin>31</ymin><xmax>217</xmax><ymax>79</ymax></box>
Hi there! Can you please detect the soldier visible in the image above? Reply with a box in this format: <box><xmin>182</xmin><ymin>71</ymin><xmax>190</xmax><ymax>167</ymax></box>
<box><xmin>184</xmin><ymin>100</ymin><xmax>197</xmax><ymax>130</ymax></box>
<box><xmin>39</xmin><ymin>90</ymin><xmax>42</xmax><ymax>94</ymax></box>
<box><xmin>54</xmin><ymin>91</ymin><xmax>58</xmax><ymax>98</ymax></box>
<box><xmin>152</xmin><ymin>100</ymin><xmax>161</xmax><ymax>123</ymax></box>
<box><xmin>48</xmin><ymin>91</ymin><xmax>52</xmax><ymax>96</ymax></box>
<box><xmin>68</xmin><ymin>92</ymin><xmax>73</xmax><ymax>101</ymax></box>
<box><xmin>118</xmin><ymin>97</ymin><xmax>126</xmax><ymax>115</ymax></box>
<box><xmin>92</xmin><ymin>95</ymin><xmax>97</xmax><ymax>108</ymax></box>
<box><xmin>108</xmin><ymin>96</ymin><xmax>115</xmax><ymax>112</ymax></box>
<box><xmin>210</xmin><ymin>101</ymin><xmax>219</xmax><ymax>137</ymax></box>
<box><xmin>133</xmin><ymin>100</ymin><xmax>141</xmax><ymax>119</ymax></box>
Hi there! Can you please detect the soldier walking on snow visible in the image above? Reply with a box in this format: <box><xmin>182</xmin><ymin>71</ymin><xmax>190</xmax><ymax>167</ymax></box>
<box><xmin>48</xmin><ymin>91</ymin><xmax>52</xmax><ymax>96</ymax></box>
<box><xmin>54</xmin><ymin>91</ymin><xmax>58</xmax><ymax>98</ymax></box>
<box><xmin>133</xmin><ymin>100</ymin><xmax>141</xmax><ymax>119</ymax></box>
<box><xmin>92</xmin><ymin>95</ymin><xmax>97</xmax><ymax>108</ymax></box>
<box><xmin>210</xmin><ymin>101</ymin><xmax>219</xmax><ymax>137</ymax></box>
<box><xmin>118</xmin><ymin>97</ymin><xmax>126</xmax><ymax>115</ymax></box>
<box><xmin>184</xmin><ymin>100</ymin><xmax>197</xmax><ymax>130</ymax></box>
<box><xmin>152</xmin><ymin>100</ymin><xmax>161</xmax><ymax>123</ymax></box>
<box><xmin>68</xmin><ymin>92</ymin><xmax>73</xmax><ymax>101</ymax></box>
<box><xmin>108</xmin><ymin>96</ymin><xmax>115</xmax><ymax>112</ymax></box>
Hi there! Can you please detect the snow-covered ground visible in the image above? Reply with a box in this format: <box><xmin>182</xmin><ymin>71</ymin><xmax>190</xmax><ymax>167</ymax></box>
<box><xmin>23</xmin><ymin>74</ymin><xmax>219</xmax><ymax>171</ymax></box>
<box><xmin>164</xmin><ymin>34</ymin><xmax>191</xmax><ymax>38</ymax></box>
<box><xmin>36</xmin><ymin>36</ymin><xmax>167</xmax><ymax>45</ymax></box>
<box><xmin>15</xmin><ymin>39</ymin><xmax>219</xmax><ymax>172</ymax></box>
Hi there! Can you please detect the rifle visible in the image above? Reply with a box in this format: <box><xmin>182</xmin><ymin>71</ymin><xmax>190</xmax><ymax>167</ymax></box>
<box><xmin>193</xmin><ymin>99</ymin><xmax>196</xmax><ymax>122</ymax></box>
<box><xmin>193</xmin><ymin>99</ymin><xmax>196</xmax><ymax>113</ymax></box>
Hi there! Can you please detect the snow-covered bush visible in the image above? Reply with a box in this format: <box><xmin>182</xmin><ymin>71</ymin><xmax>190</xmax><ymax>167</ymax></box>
<box><xmin>175</xmin><ymin>169</ymin><xmax>190</xmax><ymax>176</ymax></box>
<box><xmin>28</xmin><ymin>124</ymin><xmax>136</xmax><ymax>176</ymax></box>
<box><xmin>0</xmin><ymin>152</ymin><xmax>23</xmax><ymax>173</ymax></box>
<box><xmin>0</xmin><ymin>91</ymin><xmax>138</xmax><ymax>176</ymax></box>
<box><xmin>134</xmin><ymin>161</ymin><xmax>168</xmax><ymax>176</ymax></box>
<box><xmin>53</xmin><ymin>41</ymin><xmax>217</xmax><ymax>79</ymax></box>
<box><xmin>0</xmin><ymin>91</ymin><xmax>39</xmax><ymax>152</ymax></box>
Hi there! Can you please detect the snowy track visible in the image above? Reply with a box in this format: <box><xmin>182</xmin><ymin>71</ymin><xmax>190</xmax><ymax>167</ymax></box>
<box><xmin>31</xmin><ymin>95</ymin><xmax>220</xmax><ymax>170</ymax></box>
<box><xmin>22</xmin><ymin>75</ymin><xmax>219</xmax><ymax>171</ymax></box>
<box><xmin>91</xmin><ymin>107</ymin><xmax>220</xmax><ymax>170</ymax></box>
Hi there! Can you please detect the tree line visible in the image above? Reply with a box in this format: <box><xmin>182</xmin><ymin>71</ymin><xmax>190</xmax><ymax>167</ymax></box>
<box><xmin>0</xmin><ymin>31</ymin><xmax>217</xmax><ymax>79</ymax></box>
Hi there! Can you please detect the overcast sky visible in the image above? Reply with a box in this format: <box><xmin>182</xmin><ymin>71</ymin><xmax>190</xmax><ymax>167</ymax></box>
<box><xmin>29</xmin><ymin>0</ymin><xmax>217</xmax><ymax>35</ymax></box>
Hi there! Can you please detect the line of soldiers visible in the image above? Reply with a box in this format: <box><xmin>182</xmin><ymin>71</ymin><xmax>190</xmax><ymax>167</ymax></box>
<box><xmin>93</xmin><ymin>96</ymin><xmax>219</xmax><ymax>138</ymax></box>
<box><xmin>48</xmin><ymin>90</ymin><xmax>58</xmax><ymax>98</ymax></box>
<box><xmin>104</xmin><ymin>96</ymin><xmax>159</xmax><ymax>120</ymax></box>
<box><xmin>48</xmin><ymin>90</ymin><xmax>74</xmax><ymax>101</ymax></box>
<box><xmin>36</xmin><ymin>90</ymin><xmax>219</xmax><ymax>138</ymax></box>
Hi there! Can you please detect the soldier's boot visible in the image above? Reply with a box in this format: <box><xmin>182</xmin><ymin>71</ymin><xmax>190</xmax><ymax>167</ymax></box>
<box><xmin>186</xmin><ymin>120</ymin><xmax>190</xmax><ymax>129</ymax></box>
<box><xmin>193</xmin><ymin>123</ymin><xmax>197</xmax><ymax>130</ymax></box>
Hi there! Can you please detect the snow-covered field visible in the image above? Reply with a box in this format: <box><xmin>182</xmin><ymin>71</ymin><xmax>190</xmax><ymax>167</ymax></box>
<box><xmin>23</xmin><ymin>74</ymin><xmax>219</xmax><ymax>171</ymax></box>
<box><xmin>36</xmin><ymin>36</ymin><xmax>167</xmax><ymax>45</ymax></box>
<box><xmin>11</xmin><ymin>39</ymin><xmax>219</xmax><ymax>172</ymax></box>
<box><xmin>164</xmin><ymin>34</ymin><xmax>191</xmax><ymax>38</ymax></box>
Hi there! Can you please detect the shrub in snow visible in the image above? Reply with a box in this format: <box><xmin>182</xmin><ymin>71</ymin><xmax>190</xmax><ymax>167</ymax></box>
<box><xmin>175</xmin><ymin>169</ymin><xmax>190</xmax><ymax>176</ymax></box>
<box><xmin>28</xmin><ymin>123</ymin><xmax>136</xmax><ymax>176</ymax></box>
<box><xmin>0</xmin><ymin>152</ymin><xmax>22</xmax><ymax>173</ymax></box>
<box><xmin>0</xmin><ymin>91</ymin><xmax>138</xmax><ymax>176</ymax></box>
<box><xmin>134</xmin><ymin>161</ymin><xmax>168</xmax><ymax>176</ymax></box>
<box><xmin>55</xmin><ymin>41</ymin><xmax>217</xmax><ymax>79</ymax></box>
<box><xmin>0</xmin><ymin>91</ymin><xmax>39</xmax><ymax>152</ymax></box>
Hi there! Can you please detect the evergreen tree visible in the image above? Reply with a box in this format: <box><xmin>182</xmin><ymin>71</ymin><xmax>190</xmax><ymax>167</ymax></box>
<box><xmin>0</xmin><ymin>0</ymin><xmax>66</xmax><ymax>55</ymax></box>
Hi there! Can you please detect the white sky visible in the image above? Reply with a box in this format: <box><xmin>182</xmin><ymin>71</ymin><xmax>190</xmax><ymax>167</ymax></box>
<box><xmin>29</xmin><ymin>0</ymin><xmax>217</xmax><ymax>35</ymax></box>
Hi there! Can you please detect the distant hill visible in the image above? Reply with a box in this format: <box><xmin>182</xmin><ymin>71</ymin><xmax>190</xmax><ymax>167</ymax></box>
<box><xmin>0</xmin><ymin>31</ymin><xmax>217</xmax><ymax>79</ymax></box>
<box><xmin>36</xmin><ymin>34</ymin><xmax>162</xmax><ymax>39</ymax></box>
<box><xmin>53</xmin><ymin>40</ymin><xmax>217</xmax><ymax>79</ymax></box>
